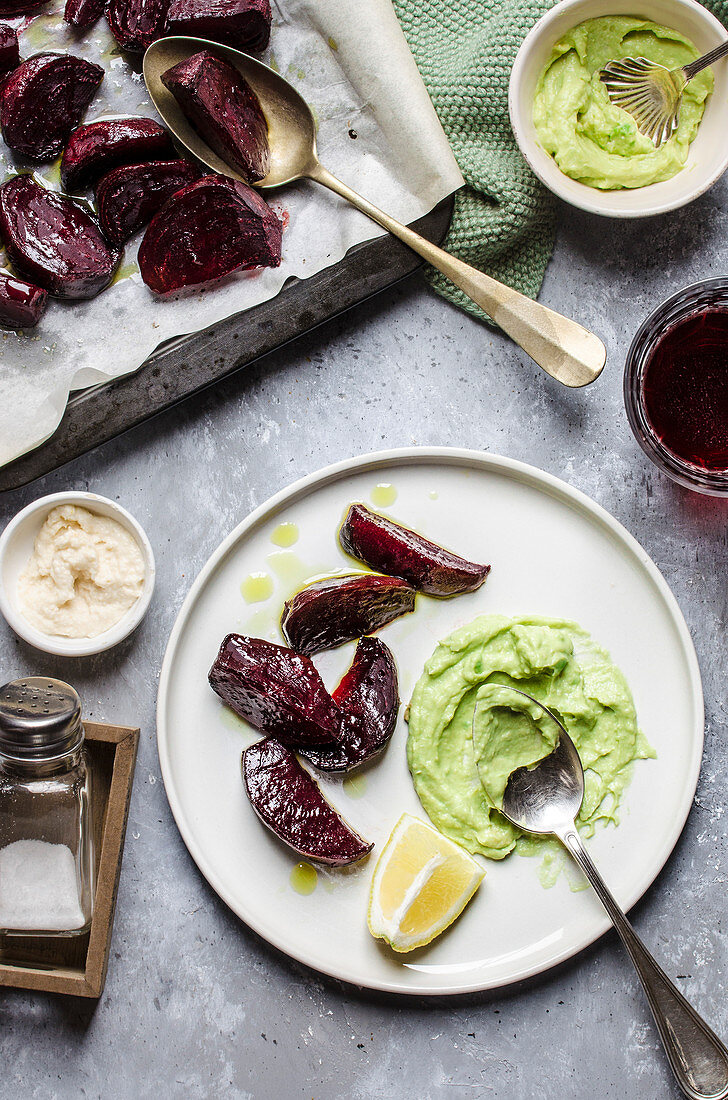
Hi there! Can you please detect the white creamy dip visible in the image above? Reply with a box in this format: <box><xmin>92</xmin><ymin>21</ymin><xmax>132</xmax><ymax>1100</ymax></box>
<box><xmin>17</xmin><ymin>504</ymin><xmax>145</xmax><ymax>638</ymax></box>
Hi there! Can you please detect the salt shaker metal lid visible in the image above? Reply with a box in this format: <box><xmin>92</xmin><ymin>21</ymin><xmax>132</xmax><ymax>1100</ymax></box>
<box><xmin>0</xmin><ymin>677</ymin><xmax>83</xmax><ymax>760</ymax></box>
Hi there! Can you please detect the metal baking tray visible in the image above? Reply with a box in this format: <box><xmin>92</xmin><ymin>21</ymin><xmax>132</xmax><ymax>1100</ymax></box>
<box><xmin>0</xmin><ymin>199</ymin><xmax>453</xmax><ymax>492</ymax></box>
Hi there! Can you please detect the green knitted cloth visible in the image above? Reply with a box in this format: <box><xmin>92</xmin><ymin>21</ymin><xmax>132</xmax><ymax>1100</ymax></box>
<box><xmin>392</xmin><ymin>0</ymin><xmax>728</xmax><ymax>323</ymax></box>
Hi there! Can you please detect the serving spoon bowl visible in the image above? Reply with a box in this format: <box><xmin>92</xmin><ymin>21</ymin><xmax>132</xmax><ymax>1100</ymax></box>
<box><xmin>600</xmin><ymin>41</ymin><xmax>728</xmax><ymax>148</ymax></box>
<box><xmin>475</xmin><ymin>686</ymin><xmax>728</xmax><ymax>1100</ymax></box>
<box><xmin>143</xmin><ymin>36</ymin><xmax>606</xmax><ymax>389</ymax></box>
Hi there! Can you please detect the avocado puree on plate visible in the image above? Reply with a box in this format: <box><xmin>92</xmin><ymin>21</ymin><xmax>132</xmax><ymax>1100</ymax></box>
<box><xmin>407</xmin><ymin>615</ymin><xmax>655</xmax><ymax>860</ymax></box>
<box><xmin>532</xmin><ymin>17</ymin><xmax>713</xmax><ymax>189</ymax></box>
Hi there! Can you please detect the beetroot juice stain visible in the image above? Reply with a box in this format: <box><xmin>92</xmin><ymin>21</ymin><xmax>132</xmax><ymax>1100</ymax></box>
<box><xmin>642</xmin><ymin>309</ymin><xmax>728</xmax><ymax>472</ymax></box>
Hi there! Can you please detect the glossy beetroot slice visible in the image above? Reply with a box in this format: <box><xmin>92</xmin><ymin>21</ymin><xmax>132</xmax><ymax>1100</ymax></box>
<box><xmin>61</xmin><ymin>117</ymin><xmax>175</xmax><ymax>192</ymax></box>
<box><xmin>165</xmin><ymin>0</ymin><xmax>270</xmax><ymax>51</ymax></box>
<box><xmin>302</xmin><ymin>638</ymin><xmax>400</xmax><ymax>773</ymax></box>
<box><xmin>0</xmin><ymin>0</ymin><xmax>47</xmax><ymax>14</ymax></box>
<box><xmin>0</xmin><ymin>25</ymin><xmax>19</xmax><ymax>75</ymax></box>
<box><xmin>106</xmin><ymin>0</ymin><xmax>169</xmax><ymax>52</ymax></box>
<box><xmin>340</xmin><ymin>503</ymin><xmax>491</xmax><ymax>598</ymax></box>
<box><xmin>138</xmin><ymin>175</ymin><xmax>281</xmax><ymax>294</ymax></box>
<box><xmin>96</xmin><ymin>159</ymin><xmax>200</xmax><ymax>245</ymax></box>
<box><xmin>0</xmin><ymin>176</ymin><xmax>119</xmax><ymax>299</ymax></box>
<box><xmin>64</xmin><ymin>0</ymin><xmax>104</xmax><ymax>26</ymax></box>
<box><xmin>0</xmin><ymin>272</ymin><xmax>47</xmax><ymax>328</ymax></box>
<box><xmin>209</xmin><ymin>634</ymin><xmax>341</xmax><ymax>747</ymax></box>
<box><xmin>0</xmin><ymin>53</ymin><xmax>104</xmax><ymax>160</ymax></box>
<box><xmin>161</xmin><ymin>50</ymin><xmax>269</xmax><ymax>183</ymax></box>
<box><xmin>243</xmin><ymin>738</ymin><xmax>373</xmax><ymax>865</ymax></box>
<box><xmin>282</xmin><ymin>573</ymin><xmax>415</xmax><ymax>656</ymax></box>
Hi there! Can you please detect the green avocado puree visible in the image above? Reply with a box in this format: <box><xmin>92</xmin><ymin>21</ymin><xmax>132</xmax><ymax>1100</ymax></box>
<box><xmin>407</xmin><ymin>615</ymin><xmax>655</xmax><ymax>861</ymax></box>
<box><xmin>532</xmin><ymin>17</ymin><xmax>713</xmax><ymax>189</ymax></box>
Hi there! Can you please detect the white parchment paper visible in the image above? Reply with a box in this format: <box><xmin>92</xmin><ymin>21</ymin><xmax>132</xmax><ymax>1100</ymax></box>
<box><xmin>0</xmin><ymin>0</ymin><xmax>462</xmax><ymax>467</ymax></box>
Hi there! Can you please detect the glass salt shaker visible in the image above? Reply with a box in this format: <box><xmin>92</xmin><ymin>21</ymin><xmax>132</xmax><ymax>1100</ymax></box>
<box><xmin>0</xmin><ymin>678</ymin><xmax>95</xmax><ymax>938</ymax></box>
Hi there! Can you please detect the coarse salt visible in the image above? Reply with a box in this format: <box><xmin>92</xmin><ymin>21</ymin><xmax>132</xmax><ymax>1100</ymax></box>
<box><xmin>0</xmin><ymin>839</ymin><xmax>85</xmax><ymax>931</ymax></box>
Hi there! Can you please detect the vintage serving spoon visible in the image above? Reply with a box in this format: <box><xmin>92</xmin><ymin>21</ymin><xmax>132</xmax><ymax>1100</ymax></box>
<box><xmin>475</xmin><ymin>686</ymin><xmax>728</xmax><ymax>1100</ymax></box>
<box><xmin>143</xmin><ymin>37</ymin><xmax>606</xmax><ymax>389</ymax></box>
<box><xmin>600</xmin><ymin>41</ymin><xmax>728</xmax><ymax>148</ymax></box>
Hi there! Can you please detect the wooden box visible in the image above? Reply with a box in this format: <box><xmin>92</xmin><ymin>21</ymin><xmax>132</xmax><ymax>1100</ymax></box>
<box><xmin>0</xmin><ymin>721</ymin><xmax>139</xmax><ymax>998</ymax></box>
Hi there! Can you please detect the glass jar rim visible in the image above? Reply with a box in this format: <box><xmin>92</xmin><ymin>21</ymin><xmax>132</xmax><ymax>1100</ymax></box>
<box><xmin>623</xmin><ymin>277</ymin><xmax>728</xmax><ymax>497</ymax></box>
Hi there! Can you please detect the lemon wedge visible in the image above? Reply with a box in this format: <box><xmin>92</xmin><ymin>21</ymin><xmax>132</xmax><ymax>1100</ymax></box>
<box><xmin>367</xmin><ymin>813</ymin><xmax>485</xmax><ymax>953</ymax></box>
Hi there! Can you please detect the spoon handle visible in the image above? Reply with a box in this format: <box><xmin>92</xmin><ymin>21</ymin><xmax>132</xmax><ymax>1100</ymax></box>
<box><xmin>305</xmin><ymin>161</ymin><xmax>605</xmax><ymax>388</ymax></box>
<box><xmin>557</xmin><ymin>825</ymin><xmax>728</xmax><ymax>1100</ymax></box>
<box><xmin>683</xmin><ymin>40</ymin><xmax>728</xmax><ymax>82</ymax></box>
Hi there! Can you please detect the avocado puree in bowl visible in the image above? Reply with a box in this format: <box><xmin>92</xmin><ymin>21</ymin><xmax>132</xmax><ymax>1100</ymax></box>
<box><xmin>532</xmin><ymin>17</ymin><xmax>713</xmax><ymax>189</ymax></box>
<box><xmin>406</xmin><ymin>615</ymin><xmax>655</xmax><ymax>861</ymax></box>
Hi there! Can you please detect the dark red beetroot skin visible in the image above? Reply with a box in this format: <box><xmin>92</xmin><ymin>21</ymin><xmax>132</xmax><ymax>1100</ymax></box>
<box><xmin>0</xmin><ymin>176</ymin><xmax>119</xmax><ymax>299</ymax></box>
<box><xmin>282</xmin><ymin>573</ymin><xmax>416</xmax><ymax>656</ymax></box>
<box><xmin>0</xmin><ymin>272</ymin><xmax>47</xmax><ymax>328</ymax></box>
<box><xmin>340</xmin><ymin>504</ymin><xmax>491</xmax><ymax>598</ymax></box>
<box><xmin>138</xmin><ymin>175</ymin><xmax>281</xmax><ymax>294</ymax></box>
<box><xmin>0</xmin><ymin>25</ymin><xmax>19</xmax><ymax>75</ymax></box>
<box><xmin>243</xmin><ymin>738</ymin><xmax>373</xmax><ymax>865</ymax></box>
<box><xmin>0</xmin><ymin>0</ymin><xmax>47</xmax><ymax>14</ymax></box>
<box><xmin>61</xmin><ymin>117</ymin><xmax>175</xmax><ymax>192</ymax></box>
<box><xmin>161</xmin><ymin>50</ymin><xmax>269</xmax><ymax>183</ymax></box>
<box><xmin>0</xmin><ymin>54</ymin><xmax>104</xmax><ymax>161</ymax></box>
<box><xmin>106</xmin><ymin>0</ymin><xmax>169</xmax><ymax>52</ymax></box>
<box><xmin>209</xmin><ymin>634</ymin><xmax>341</xmax><ymax>747</ymax></box>
<box><xmin>165</xmin><ymin>0</ymin><xmax>270</xmax><ymax>51</ymax></box>
<box><xmin>96</xmin><ymin>159</ymin><xmax>200</xmax><ymax>245</ymax></box>
<box><xmin>64</xmin><ymin>0</ymin><xmax>104</xmax><ymax>26</ymax></box>
<box><xmin>302</xmin><ymin>638</ymin><xmax>400</xmax><ymax>773</ymax></box>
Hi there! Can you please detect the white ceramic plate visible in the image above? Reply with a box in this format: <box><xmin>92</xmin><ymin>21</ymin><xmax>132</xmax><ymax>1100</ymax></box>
<box><xmin>157</xmin><ymin>449</ymin><xmax>703</xmax><ymax>995</ymax></box>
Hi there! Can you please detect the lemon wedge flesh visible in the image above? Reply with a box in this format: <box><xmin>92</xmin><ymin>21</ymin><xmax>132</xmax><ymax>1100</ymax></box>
<box><xmin>367</xmin><ymin>813</ymin><xmax>485</xmax><ymax>953</ymax></box>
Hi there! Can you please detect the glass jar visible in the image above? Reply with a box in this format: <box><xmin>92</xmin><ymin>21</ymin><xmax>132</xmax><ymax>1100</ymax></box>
<box><xmin>0</xmin><ymin>678</ymin><xmax>94</xmax><ymax>939</ymax></box>
<box><xmin>624</xmin><ymin>277</ymin><xmax>728</xmax><ymax>496</ymax></box>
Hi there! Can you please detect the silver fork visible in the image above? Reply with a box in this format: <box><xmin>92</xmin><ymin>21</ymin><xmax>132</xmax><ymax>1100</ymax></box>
<box><xmin>599</xmin><ymin>40</ymin><xmax>728</xmax><ymax>148</ymax></box>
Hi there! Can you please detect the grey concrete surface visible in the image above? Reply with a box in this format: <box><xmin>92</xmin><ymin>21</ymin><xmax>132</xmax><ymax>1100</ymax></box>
<box><xmin>1</xmin><ymin>181</ymin><xmax>727</xmax><ymax>1100</ymax></box>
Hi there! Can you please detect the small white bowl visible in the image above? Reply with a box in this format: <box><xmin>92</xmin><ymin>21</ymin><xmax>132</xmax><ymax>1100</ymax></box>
<box><xmin>0</xmin><ymin>491</ymin><xmax>155</xmax><ymax>657</ymax></box>
<box><xmin>509</xmin><ymin>0</ymin><xmax>728</xmax><ymax>217</ymax></box>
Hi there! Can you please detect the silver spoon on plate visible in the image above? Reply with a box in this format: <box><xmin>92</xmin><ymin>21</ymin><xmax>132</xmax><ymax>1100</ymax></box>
<box><xmin>474</xmin><ymin>685</ymin><xmax>728</xmax><ymax>1100</ymax></box>
<box><xmin>143</xmin><ymin>36</ymin><xmax>606</xmax><ymax>388</ymax></box>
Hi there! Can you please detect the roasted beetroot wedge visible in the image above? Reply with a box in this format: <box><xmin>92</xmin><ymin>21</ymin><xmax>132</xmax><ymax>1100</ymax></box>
<box><xmin>106</xmin><ymin>0</ymin><xmax>169</xmax><ymax>52</ymax></box>
<box><xmin>161</xmin><ymin>50</ymin><xmax>269</xmax><ymax>182</ymax></box>
<box><xmin>302</xmin><ymin>638</ymin><xmax>399</xmax><ymax>773</ymax></box>
<box><xmin>61</xmin><ymin>117</ymin><xmax>175</xmax><ymax>192</ymax></box>
<box><xmin>0</xmin><ymin>176</ymin><xmax>119</xmax><ymax>299</ymax></box>
<box><xmin>243</xmin><ymin>738</ymin><xmax>373</xmax><ymax>865</ymax></box>
<box><xmin>64</xmin><ymin>0</ymin><xmax>104</xmax><ymax>26</ymax></box>
<box><xmin>138</xmin><ymin>175</ymin><xmax>281</xmax><ymax>294</ymax></box>
<box><xmin>0</xmin><ymin>25</ymin><xmax>18</xmax><ymax>75</ymax></box>
<box><xmin>340</xmin><ymin>504</ymin><xmax>491</xmax><ymax>597</ymax></box>
<box><xmin>0</xmin><ymin>54</ymin><xmax>103</xmax><ymax>160</ymax></box>
<box><xmin>96</xmin><ymin>159</ymin><xmax>200</xmax><ymax>245</ymax></box>
<box><xmin>0</xmin><ymin>0</ymin><xmax>47</xmax><ymax>13</ymax></box>
<box><xmin>282</xmin><ymin>573</ymin><xmax>415</xmax><ymax>656</ymax></box>
<box><xmin>0</xmin><ymin>273</ymin><xmax>47</xmax><ymax>328</ymax></box>
<box><xmin>209</xmin><ymin>634</ymin><xmax>341</xmax><ymax>747</ymax></box>
<box><xmin>165</xmin><ymin>0</ymin><xmax>270</xmax><ymax>51</ymax></box>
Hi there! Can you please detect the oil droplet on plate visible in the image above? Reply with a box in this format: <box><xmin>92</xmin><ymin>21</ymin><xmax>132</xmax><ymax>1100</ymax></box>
<box><xmin>342</xmin><ymin>774</ymin><xmax>367</xmax><ymax>799</ymax></box>
<box><xmin>290</xmin><ymin>861</ymin><xmax>317</xmax><ymax>895</ymax></box>
<box><xmin>370</xmin><ymin>483</ymin><xmax>397</xmax><ymax>507</ymax></box>
<box><xmin>219</xmin><ymin>706</ymin><xmax>246</xmax><ymax>732</ymax></box>
<box><xmin>428</xmin><ymin>490</ymin><xmax>439</xmax><ymax>500</ymax></box>
<box><xmin>267</xmin><ymin>551</ymin><xmax>316</xmax><ymax>590</ymax></box>
<box><xmin>241</xmin><ymin>572</ymin><xmax>274</xmax><ymax>603</ymax></box>
<box><xmin>112</xmin><ymin>259</ymin><xmax>139</xmax><ymax>285</ymax></box>
<box><xmin>271</xmin><ymin>522</ymin><xmax>299</xmax><ymax>548</ymax></box>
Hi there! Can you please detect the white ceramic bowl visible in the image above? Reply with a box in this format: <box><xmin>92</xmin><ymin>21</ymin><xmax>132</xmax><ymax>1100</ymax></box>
<box><xmin>0</xmin><ymin>491</ymin><xmax>155</xmax><ymax>657</ymax></box>
<box><xmin>509</xmin><ymin>0</ymin><xmax>728</xmax><ymax>217</ymax></box>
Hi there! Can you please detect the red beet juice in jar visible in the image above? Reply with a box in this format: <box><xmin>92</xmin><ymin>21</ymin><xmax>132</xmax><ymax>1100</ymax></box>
<box><xmin>642</xmin><ymin>309</ymin><xmax>728</xmax><ymax>472</ymax></box>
